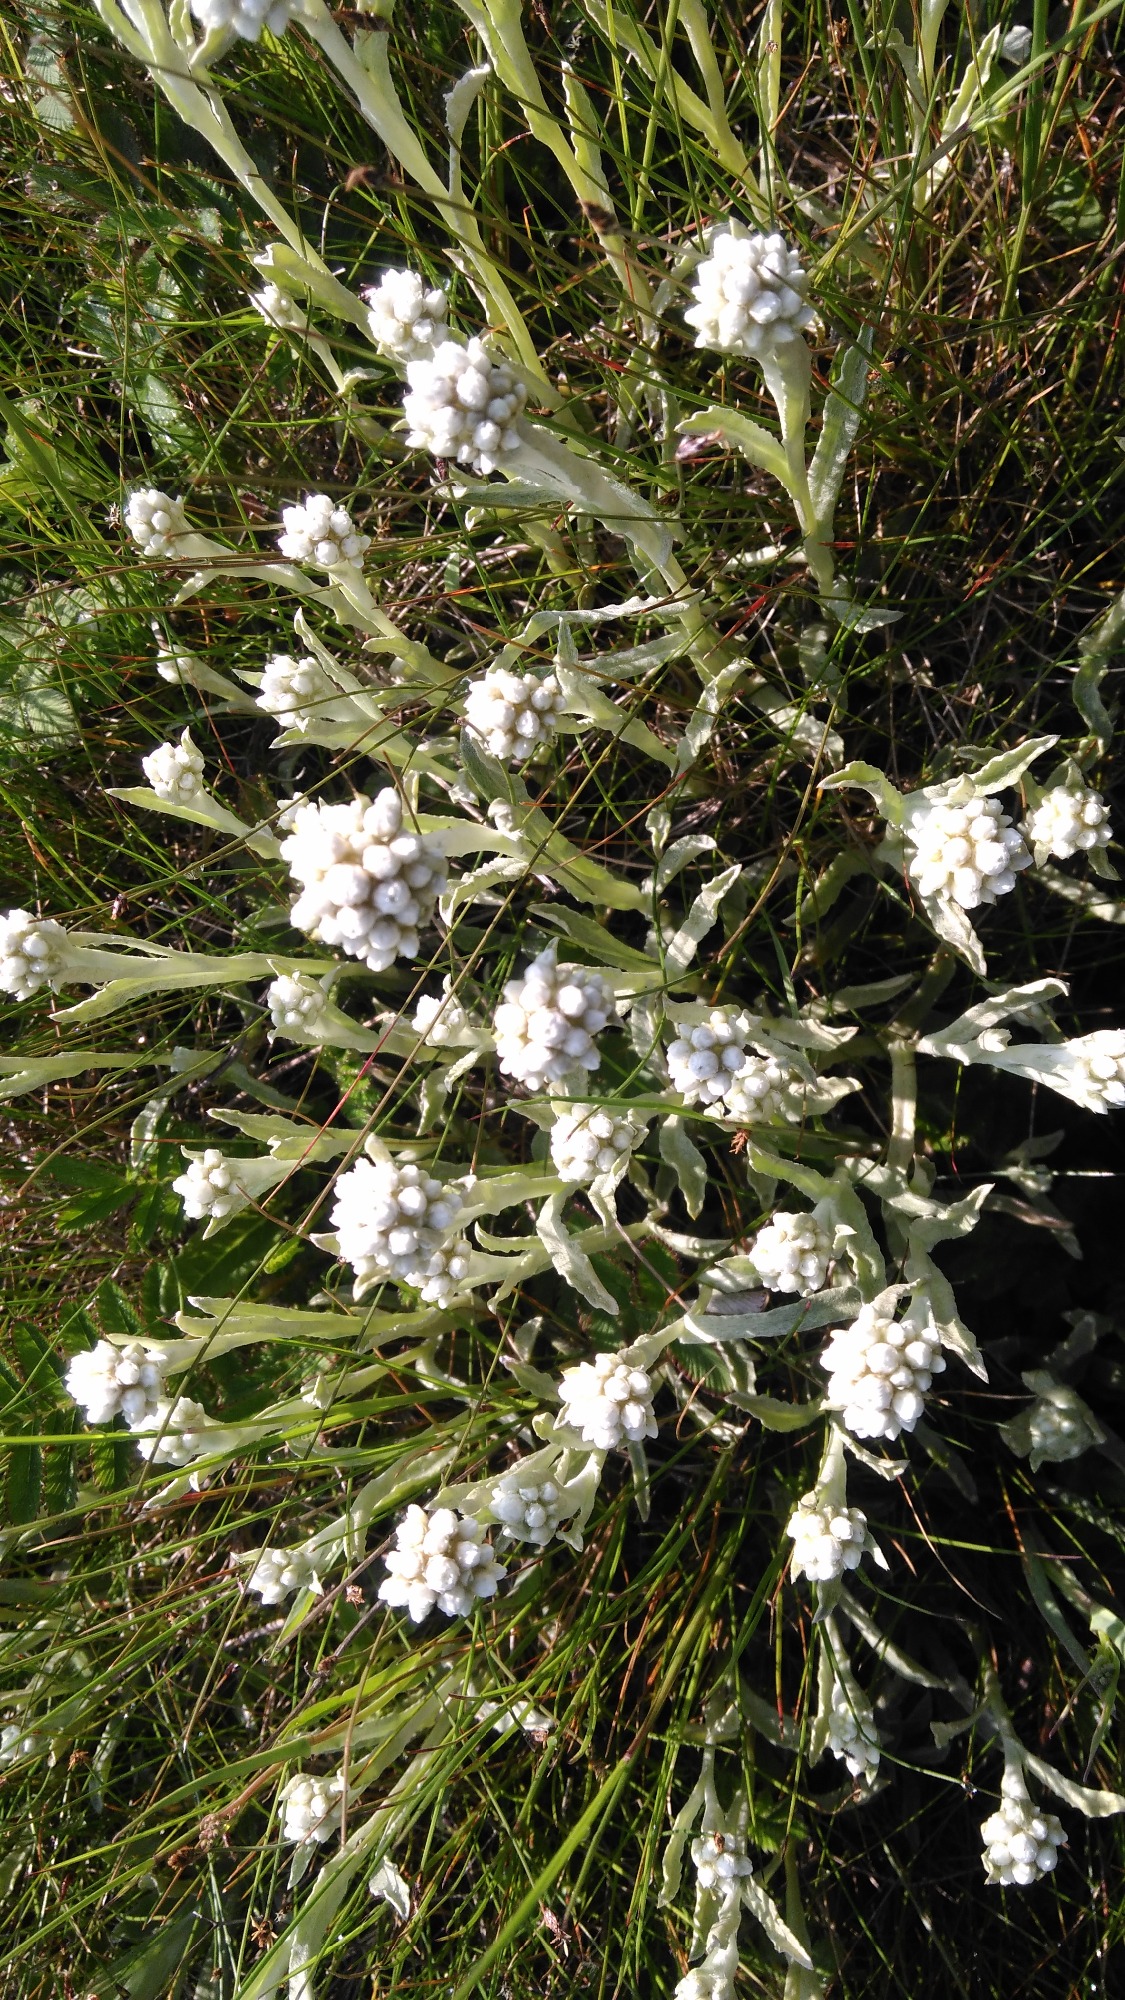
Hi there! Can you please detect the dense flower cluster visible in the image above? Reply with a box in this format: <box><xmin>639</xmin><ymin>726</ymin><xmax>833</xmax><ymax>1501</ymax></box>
<box><xmin>492</xmin><ymin>947</ymin><xmax>614</xmax><ymax>1089</ymax></box>
<box><xmin>247</xmin><ymin>1546</ymin><xmax>321</xmax><ymax>1606</ymax></box>
<box><xmin>65</xmin><ymin>1340</ymin><xmax>165</xmax><ymax>1428</ymax></box>
<box><xmin>666</xmin><ymin>1014</ymin><xmax>800</xmax><ymax>1123</ymax></box>
<box><xmin>1063</xmin><ymin>1030</ymin><xmax>1125</xmax><ymax>1111</ymax></box>
<box><xmin>820</xmin><ymin>1301</ymin><xmax>944</xmax><ymax>1442</ymax></box>
<box><xmin>281</xmin><ymin>789</ymin><xmax>447</xmax><ymax>972</ymax></box>
<box><xmin>412</xmin><ymin>979</ymin><xmax>474</xmax><ymax>1046</ymax></box>
<box><xmin>378</xmin><ymin>1505</ymin><xmax>507</xmax><ymax>1621</ymax></box>
<box><xmin>364</xmin><ymin>268</ymin><xmax>449</xmax><ymax>363</ymax></box>
<box><xmin>549</xmin><ymin>1105</ymin><xmax>642</xmax><ymax>1183</ymax></box>
<box><xmin>1014</xmin><ymin>1386</ymin><xmax>1103</xmax><ymax>1467</ymax></box>
<box><xmin>141</xmin><ymin>729</ymin><xmax>205</xmax><ymax>804</ymax></box>
<box><xmin>256</xmin><ymin>652</ymin><xmax>337</xmax><ymax>730</ymax></box>
<box><xmin>906</xmin><ymin>796</ymin><xmax>1030</xmax><ymax>910</ymax></box>
<box><xmin>250</xmin><ymin>281</ymin><xmax>308</xmax><ymax>331</ymax></box>
<box><xmin>173</xmin><ymin>1149</ymin><xmax>253</xmax><ymax>1224</ymax></box>
<box><xmin>685</xmin><ymin>228</ymin><xmax>815</xmax><ymax>358</ymax></box>
<box><xmin>489</xmin><ymin>1469</ymin><xmax>564</xmax><ymax>1547</ymax></box>
<box><xmin>281</xmin><ymin>1771</ymin><xmax>347</xmax><ymax>1846</ymax></box>
<box><xmin>125</xmin><ymin>487</ymin><xmax>189</xmax><ymax>558</ymax></box>
<box><xmin>0</xmin><ymin>909</ymin><xmax>71</xmax><ymax>999</ymax></box>
<box><xmin>133</xmin><ymin>1396</ymin><xmax>212</xmax><ymax>1469</ymax></box>
<box><xmin>826</xmin><ymin>1679</ymin><xmax>880</xmax><ymax>1781</ymax></box>
<box><xmin>277</xmin><ymin>493</ymin><xmax>371</xmax><ymax>570</ymax></box>
<box><xmin>749</xmin><ymin>1210</ymin><xmax>832</xmax><ymax>1295</ymax></box>
<box><xmin>463</xmin><ymin>666</ymin><xmax>565</xmax><ymax>762</ymax></box>
<box><xmin>267</xmin><ymin>972</ymin><xmax>329</xmax><ymax>1038</ymax></box>
<box><xmin>691</xmin><ymin>1833</ymin><xmax>753</xmax><ymax>1890</ymax></box>
<box><xmin>329</xmin><ymin>1154</ymin><xmax>470</xmax><ymax>1302</ymax></box>
<box><xmin>557</xmin><ymin>1351</ymin><xmax>657</xmax><ymax>1452</ymax></box>
<box><xmin>1024</xmin><ymin>784</ymin><xmax>1111</xmax><ymax>860</ymax></box>
<box><xmin>981</xmin><ymin>1773</ymin><xmax>1066</xmax><ymax>1886</ymax></box>
<box><xmin>786</xmin><ymin>1493</ymin><xmax>882</xmax><ymax>1584</ymax></box>
<box><xmin>403</xmin><ymin>337</ymin><xmax>527</xmax><ymax>474</ymax></box>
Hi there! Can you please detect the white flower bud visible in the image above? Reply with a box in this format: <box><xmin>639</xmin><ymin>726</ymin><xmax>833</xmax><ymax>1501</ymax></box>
<box><xmin>489</xmin><ymin>1468</ymin><xmax>564</xmax><ymax>1547</ymax></box>
<box><xmin>247</xmin><ymin>1545</ymin><xmax>321</xmax><ymax>1606</ymax></box>
<box><xmin>132</xmin><ymin>1396</ymin><xmax>212</xmax><ymax>1468</ymax></box>
<box><xmin>826</xmin><ymin>1678</ymin><xmax>880</xmax><ymax>1781</ymax></box>
<box><xmin>549</xmin><ymin>1105</ymin><xmax>644</xmax><ymax>1183</ymax></box>
<box><xmin>749</xmin><ymin>1210</ymin><xmax>832</xmax><ymax>1295</ymax></box>
<box><xmin>411</xmin><ymin>978</ymin><xmax>480</xmax><ymax>1047</ymax></box>
<box><xmin>173</xmin><ymin>1148</ymin><xmax>253</xmax><ymax>1223</ymax></box>
<box><xmin>820</xmin><ymin>1299</ymin><xmax>945</xmax><ymax>1443</ymax></box>
<box><xmin>492</xmin><ymin>946</ymin><xmax>614</xmax><ymax>1090</ymax></box>
<box><xmin>250</xmin><ymin>281</ymin><xmax>308</xmax><ymax>331</ymax></box>
<box><xmin>463</xmin><ymin>666</ymin><xmax>566</xmax><ymax>763</ymax></box>
<box><xmin>125</xmin><ymin>487</ymin><xmax>189</xmax><ymax>558</ymax></box>
<box><xmin>981</xmin><ymin>1770</ymin><xmax>1066</xmax><ymax>1886</ymax></box>
<box><xmin>786</xmin><ymin>1493</ymin><xmax>884</xmax><ymax>1584</ymax></box>
<box><xmin>557</xmin><ymin>1350</ymin><xmax>658</xmax><ymax>1453</ymax></box>
<box><xmin>0</xmin><ymin>908</ymin><xmax>73</xmax><ymax>999</ymax></box>
<box><xmin>1024</xmin><ymin>784</ymin><xmax>1111</xmax><ymax>861</ymax></box>
<box><xmin>378</xmin><ymin>1504</ymin><xmax>507</xmax><ymax>1622</ymax></box>
<box><xmin>685</xmin><ymin>227</ymin><xmax>814</xmax><ymax>359</ymax></box>
<box><xmin>141</xmin><ymin>728</ymin><xmax>206</xmax><ymax>804</ymax></box>
<box><xmin>363</xmin><ymin>268</ymin><xmax>449</xmax><ymax>363</ymax></box>
<box><xmin>277</xmin><ymin>493</ymin><xmax>371</xmax><ymax>570</ymax></box>
<box><xmin>907</xmin><ymin>796</ymin><xmax>1030</xmax><ymax>911</ymax></box>
<box><xmin>65</xmin><ymin>1339</ymin><xmax>165</xmax><ymax>1429</ymax></box>
<box><xmin>403</xmin><ymin>337</ymin><xmax>527</xmax><ymax>474</ymax></box>
<box><xmin>267</xmin><ymin>972</ymin><xmax>329</xmax><ymax>1039</ymax></box>
<box><xmin>257</xmin><ymin>653</ymin><xmax>337</xmax><ymax>731</ymax></box>
<box><xmin>280</xmin><ymin>1771</ymin><xmax>347</xmax><ymax>1845</ymax></box>
<box><xmin>330</xmin><ymin>1153</ymin><xmax>471</xmax><ymax>1303</ymax></box>
<box><xmin>281</xmin><ymin>789</ymin><xmax>447</xmax><ymax>973</ymax></box>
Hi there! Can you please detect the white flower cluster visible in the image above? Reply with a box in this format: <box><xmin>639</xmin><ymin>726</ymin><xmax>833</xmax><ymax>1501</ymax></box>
<box><xmin>489</xmin><ymin>1468</ymin><xmax>564</xmax><ymax>1547</ymax></box>
<box><xmin>247</xmin><ymin>1545</ymin><xmax>321</xmax><ymax>1606</ymax></box>
<box><xmin>907</xmin><ymin>796</ymin><xmax>1030</xmax><ymax>911</ymax></box>
<box><xmin>827</xmin><ymin>1679</ymin><xmax>881</xmax><ymax>1781</ymax></box>
<box><xmin>251</xmin><ymin>281</ymin><xmax>308</xmax><ymax>331</ymax></box>
<box><xmin>557</xmin><ymin>1350</ymin><xmax>657</xmax><ymax>1452</ymax></box>
<box><xmin>1017</xmin><ymin>1387</ymin><xmax>1102</xmax><ymax>1467</ymax></box>
<box><xmin>412</xmin><ymin>979</ymin><xmax>474</xmax><ymax>1046</ymax></box>
<box><xmin>1064</xmin><ymin>1029</ymin><xmax>1125</xmax><ymax>1111</ymax></box>
<box><xmin>549</xmin><ymin>1105</ymin><xmax>642</xmax><ymax>1183</ymax></box>
<box><xmin>257</xmin><ymin>652</ymin><xmax>337</xmax><ymax>731</ymax></box>
<box><xmin>173</xmin><ymin>1149</ymin><xmax>252</xmax><ymax>1224</ymax></box>
<box><xmin>125</xmin><ymin>487</ymin><xmax>189</xmax><ymax>558</ymax></box>
<box><xmin>1024</xmin><ymin>784</ymin><xmax>1111</xmax><ymax>860</ymax></box>
<box><xmin>141</xmin><ymin>728</ymin><xmax>205</xmax><ymax>804</ymax></box>
<box><xmin>685</xmin><ymin>228</ymin><xmax>815</xmax><ymax>358</ymax></box>
<box><xmin>378</xmin><ymin>1504</ymin><xmax>507</xmax><ymax>1622</ymax></box>
<box><xmin>277</xmin><ymin>493</ymin><xmax>371</xmax><ymax>570</ymax></box>
<box><xmin>0</xmin><ymin>909</ymin><xmax>71</xmax><ymax>999</ymax></box>
<box><xmin>981</xmin><ymin>1772</ymin><xmax>1066</xmax><ymax>1886</ymax></box>
<box><xmin>267</xmin><ymin>972</ymin><xmax>329</xmax><ymax>1038</ymax></box>
<box><xmin>492</xmin><ymin>947</ymin><xmax>614</xmax><ymax>1089</ymax></box>
<box><xmin>786</xmin><ymin>1493</ymin><xmax>881</xmax><ymax>1584</ymax></box>
<box><xmin>65</xmin><ymin>1339</ymin><xmax>164</xmax><ymax>1427</ymax></box>
<box><xmin>691</xmin><ymin>1832</ymin><xmax>753</xmax><ymax>1891</ymax></box>
<box><xmin>462</xmin><ymin>666</ymin><xmax>565</xmax><ymax>763</ymax></box>
<box><xmin>749</xmin><ymin>1210</ymin><xmax>832</xmax><ymax>1295</ymax></box>
<box><xmin>364</xmin><ymin>269</ymin><xmax>449</xmax><ymax>364</ymax></box>
<box><xmin>282</xmin><ymin>789</ymin><xmax>447</xmax><ymax>973</ymax></box>
<box><xmin>820</xmin><ymin>1300</ymin><xmax>944</xmax><ymax>1442</ymax></box>
<box><xmin>281</xmin><ymin>1771</ymin><xmax>346</xmax><ymax>1846</ymax></box>
<box><xmin>403</xmin><ymin>337</ymin><xmax>527</xmax><ymax>474</ymax></box>
<box><xmin>666</xmin><ymin>1012</ymin><xmax>799</xmax><ymax>1123</ymax></box>
<box><xmin>133</xmin><ymin>1396</ymin><xmax>211</xmax><ymax>1468</ymax></box>
<box><xmin>329</xmin><ymin>1153</ymin><xmax>470</xmax><ymax>1303</ymax></box>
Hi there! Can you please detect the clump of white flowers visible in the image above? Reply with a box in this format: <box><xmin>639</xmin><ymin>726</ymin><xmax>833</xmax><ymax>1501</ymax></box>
<box><xmin>820</xmin><ymin>1299</ymin><xmax>945</xmax><ymax>1442</ymax></box>
<box><xmin>247</xmin><ymin>1545</ymin><xmax>321</xmax><ymax>1606</ymax></box>
<box><xmin>492</xmin><ymin>946</ymin><xmax>614</xmax><ymax>1089</ymax></box>
<box><xmin>462</xmin><ymin>665</ymin><xmax>565</xmax><ymax>763</ymax></box>
<box><xmin>65</xmin><ymin>1340</ymin><xmax>165</xmax><ymax>1428</ymax></box>
<box><xmin>981</xmin><ymin>1769</ymin><xmax>1066</xmax><ymax>1886</ymax></box>
<box><xmin>748</xmin><ymin>1210</ymin><xmax>832</xmax><ymax>1296</ymax></box>
<box><xmin>1003</xmin><ymin>1381</ymin><xmax>1104</xmax><ymax>1470</ymax></box>
<box><xmin>133</xmin><ymin>1396</ymin><xmax>212</xmax><ymax>1469</ymax></box>
<box><xmin>141</xmin><ymin>728</ymin><xmax>205</xmax><ymax>804</ymax></box>
<box><xmin>906</xmin><ymin>796</ymin><xmax>1031</xmax><ymax>910</ymax></box>
<box><xmin>549</xmin><ymin>1105</ymin><xmax>643</xmax><ymax>1183</ymax></box>
<box><xmin>685</xmin><ymin>227</ymin><xmax>815</xmax><ymax>359</ymax></box>
<box><xmin>1024</xmin><ymin>783</ymin><xmax>1111</xmax><ymax>861</ymax></box>
<box><xmin>557</xmin><ymin>1350</ymin><xmax>658</xmax><ymax>1452</ymax></box>
<box><xmin>489</xmin><ymin>1468</ymin><xmax>564</xmax><ymax>1547</ymax></box>
<box><xmin>277</xmin><ymin>493</ymin><xmax>371</xmax><ymax>570</ymax></box>
<box><xmin>173</xmin><ymin>1149</ymin><xmax>252</xmax><ymax>1224</ymax></box>
<box><xmin>786</xmin><ymin>1493</ymin><xmax>883</xmax><ymax>1585</ymax></box>
<box><xmin>0</xmin><ymin>909</ymin><xmax>72</xmax><ymax>999</ymax></box>
<box><xmin>125</xmin><ymin>487</ymin><xmax>189</xmax><ymax>558</ymax></box>
<box><xmin>281</xmin><ymin>789</ymin><xmax>447</xmax><ymax>973</ymax></box>
<box><xmin>280</xmin><ymin>1771</ymin><xmax>347</xmax><ymax>1846</ymax></box>
<box><xmin>826</xmin><ymin>1678</ymin><xmax>881</xmax><ymax>1782</ymax></box>
<box><xmin>256</xmin><ymin>652</ymin><xmax>337</xmax><ymax>730</ymax></box>
<box><xmin>692</xmin><ymin>1832</ymin><xmax>754</xmax><ymax>1891</ymax></box>
<box><xmin>412</xmin><ymin>979</ymin><xmax>474</xmax><ymax>1046</ymax></box>
<box><xmin>666</xmin><ymin>1013</ymin><xmax>800</xmax><ymax>1124</ymax></box>
<box><xmin>364</xmin><ymin>269</ymin><xmax>449</xmax><ymax>364</ymax></box>
<box><xmin>329</xmin><ymin>1151</ymin><xmax>470</xmax><ymax>1303</ymax></box>
<box><xmin>1062</xmin><ymin>1030</ymin><xmax>1125</xmax><ymax>1111</ymax></box>
<box><xmin>378</xmin><ymin>1505</ymin><xmax>507</xmax><ymax>1622</ymax></box>
<box><xmin>267</xmin><ymin>972</ymin><xmax>329</xmax><ymax>1038</ymax></box>
<box><xmin>251</xmin><ymin>281</ymin><xmax>308</xmax><ymax>331</ymax></box>
<box><xmin>403</xmin><ymin>337</ymin><xmax>527</xmax><ymax>474</ymax></box>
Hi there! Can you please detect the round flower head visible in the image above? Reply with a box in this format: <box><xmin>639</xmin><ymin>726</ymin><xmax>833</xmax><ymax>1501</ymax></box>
<box><xmin>191</xmin><ymin>0</ymin><xmax>298</xmax><ymax>39</ymax></box>
<box><xmin>1061</xmin><ymin>1029</ymin><xmax>1125</xmax><ymax>1111</ymax></box>
<box><xmin>666</xmin><ymin>1010</ymin><xmax>753</xmax><ymax>1108</ymax></box>
<box><xmin>65</xmin><ymin>1339</ymin><xmax>165</xmax><ymax>1429</ymax></box>
<box><xmin>0</xmin><ymin>909</ymin><xmax>72</xmax><ymax>999</ymax></box>
<box><xmin>267</xmin><ymin>972</ymin><xmax>329</xmax><ymax>1039</ymax></box>
<box><xmin>277</xmin><ymin>493</ymin><xmax>371</xmax><ymax>571</ymax></box>
<box><xmin>378</xmin><ymin>1504</ymin><xmax>507</xmax><ymax>1622</ymax></box>
<box><xmin>412</xmin><ymin>978</ymin><xmax>474</xmax><ymax>1047</ymax></box>
<box><xmin>247</xmin><ymin>1545</ymin><xmax>320</xmax><ymax>1606</ymax></box>
<box><xmin>820</xmin><ymin>1299</ymin><xmax>945</xmax><ymax>1443</ymax></box>
<box><xmin>280</xmin><ymin>1771</ymin><xmax>346</xmax><ymax>1846</ymax></box>
<box><xmin>125</xmin><ymin>487</ymin><xmax>189</xmax><ymax>558</ymax></box>
<box><xmin>1024</xmin><ymin>783</ymin><xmax>1111</xmax><ymax>861</ymax></box>
<box><xmin>786</xmin><ymin>1493</ymin><xmax>884</xmax><ymax>1585</ymax></box>
<box><xmin>981</xmin><ymin>1770</ymin><xmax>1066</xmax><ymax>1887</ymax></box>
<box><xmin>549</xmin><ymin>1105</ymin><xmax>643</xmax><ymax>1184</ymax></box>
<box><xmin>132</xmin><ymin>1396</ymin><xmax>211</xmax><ymax>1468</ymax></box>
<box><xmin>142</xmin><ymin>728</ymin><xmax>205</xmax><ymax>804</ymax></box>
<box><xmin>462</xmin><ymin>666</ymin><xmax>565</xmax><ymax>764</ymax></box>
<box><xmin>749</xmin><ymin>1210</ymin><xmax>832</xmax><ymax>1295</ymax></box>
<box><xmin>685</xmin><ymin>227</ymin><xmax>815</xmax><ymax>359</ymax></box>
<box><xmin>173</xmin><ymin>1148</ymin><xmax>252</xmax><ymax>1224</ymax></box>
<box><xmin>257</xmin><ymin>652</ymin><xmax>338</xmax><ymax>731</ymax></box>
<box><xmin>364</xmin><ymin>268</ymin><xmax>449</xmax><ymax>364</ymax></box>
<box><xmin>557</xmin><ymin>1350</ymin><xmax>657</xmax><ymax>1453</ymax></box>
<box><xmin>1006</xmin><ymin>1384</ymin><xmax>1104</xmax><ymax>1469</ymax></box>
<box><xmin>251</xmin><ymin>281</ymin><xmax>308</xmax><ymax>332</ymax></box>
<box><xmin>493</xmin><ymin>946</ymin><xmax>614</xmax><ymax>1090</ymax></box>
<box><xmin>827</xmin><ymin>1678</ymin><xmax>880</xmax><ymax>1782</ymax></box>
<box><xmin>691</xmin><ymin>1832</ymin><xmax>753</xmax><ymax>1891</ymax></box>
<box><xmin>489</xmin><ymin>1468</ymin><xmax>564</xmax><ymax>1547</ymax></box>
<box><xmin>281</xmin><ymin>789</ymin><xmax>447</xmax><ymax>974</ymax></box>
<box><xmin>907</xmin><ymin>795</ymin><xmax>1030</xmax><ymax>911</ymax></box>
<box><xmin>403</xmin><ymin>336</ymin><xmax>527</xmax><ymax>475</ymax></box>
<box><xmin>329</xmin><ymin>1153</ymin><xmax>470</xmax><ymax>1303</ymax></box>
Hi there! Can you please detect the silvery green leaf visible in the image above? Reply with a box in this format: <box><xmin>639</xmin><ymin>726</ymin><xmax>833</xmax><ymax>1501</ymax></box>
<box><xmin>1022</xmin><ymin>1754</ymin><xmax>1125</xmax><ymax>1818</ymax></box>
<box><xmin>105</xmin><ymin>785</ymin><xmax>281</xmax><ymax>858</ymax></box>
<box><xmin>741</xmin><ymin>1878</ymin><xmax>815</xmax><ymax>1970</ymax></box>
<box><xmin>674</xmin><ymin>660</ymin><xmax>749</xmax><ymax>775</ymax></box>
<box><xmin>746</xmin><ymin>682</ymin><xmax>845</xmax><ymax>766</ymax></box>
<box><xmin>555</xmin><ymin>664</ymin><xmax>674</xmax><ymax>766</ymax></box>
<box><xmin>664</xmin><ymin>863</ymin><xmax>741</xmax><ymax>974</ymax></box>
<box><xmin>515</xmin><ymin>424</ymin><xmax>678</xmax><ymax>569</ymax></box>
<box><xmin>820</xmin><ymin>760</ymin><xmax>906</xmax><ymax>825</ymax></box>
<box><xmin>653</xmin><ymin>834</ymin><xmax>717</xmax><ymax>891</ymax></box>
<box><xmin>971</xmin><ymin>735</ymin><xmax>1058</xmax><ymax>792</ymax></box>
<box><xmin>676</xmin><ymin>406</ymin><xmax>792</xmax><ymax>489</ymax></box>
<box><xmin>0</xmin><ymin>1049</ymin><xmax>148</xmax><ymax>1102</ymax></box>
<box><xmin>1073</xmin><ymin>584</ymin><xmax>1125</xmax><ymax>750</ymax></box>
<box><xmin>536</xmin><ymin>1194</ymin><xmax>618</xmax><ymax>1313</ymax></box>
<box><xmin>1036</xmin><ymin>863</ymin><xmax>1125</xmax><ymax>924</ymax></box>
<box><xmin>808</xmin><ymin>329</ymin><xmax>873</xmax><ymax>530</ymax></box>
<box><xmin>658</xmin><ymin>1114</ymin><xmax>708</xmax><ymax>1218</ymax></box>
<box><xmin>368</xmin><ymin>1857</ymin><xmax>411</xmax><ymax>1920</ymax></box>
